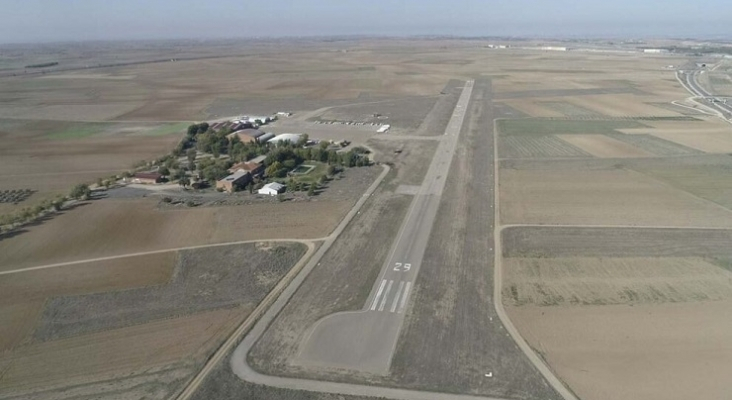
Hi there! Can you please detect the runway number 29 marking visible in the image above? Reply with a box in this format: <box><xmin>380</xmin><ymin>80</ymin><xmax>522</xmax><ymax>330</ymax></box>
<box><xmin>394</xmin><ymin>263</ymin><xmax>411</xmax><ymax>272</ymax></box>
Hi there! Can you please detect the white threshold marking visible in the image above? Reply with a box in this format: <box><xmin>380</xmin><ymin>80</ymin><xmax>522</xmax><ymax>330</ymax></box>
<box><xmin>378</xmin><ymin>280</ymin><xmax>394</xmax><ymax>311</ymax></box>
<box><xmin>390</xmin><ymin>281</ymin><xmax>405</xmax><ymax>313</ymax></box>
<box><xmin>398</xmin><ymin>282</ymin><xmax>412</xmax><ymax>314</ymax></box>
<box><xmin>370</xmin><ymin>279</ymin><xmax>387</xmax><ymax>311</ymax></box>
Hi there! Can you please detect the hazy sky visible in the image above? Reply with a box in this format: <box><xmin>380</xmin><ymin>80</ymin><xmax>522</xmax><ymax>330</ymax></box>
<box><xmin>1</xmin><ymin>0</ymin><xmax>730</xmax><ymax>43</ymax></box>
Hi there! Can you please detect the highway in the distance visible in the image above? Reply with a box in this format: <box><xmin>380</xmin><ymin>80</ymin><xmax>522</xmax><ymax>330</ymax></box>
<box><xmin>678</xmin><ymin>68</ymin><xmax>732</xmax><ymax>118</ymax></box>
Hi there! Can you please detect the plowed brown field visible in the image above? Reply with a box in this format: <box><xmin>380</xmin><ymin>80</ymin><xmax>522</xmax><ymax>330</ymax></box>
<box><xmin>0</xmin><ymin>198</ymin><xmax>348</xmax><ymax>270</ymax></box>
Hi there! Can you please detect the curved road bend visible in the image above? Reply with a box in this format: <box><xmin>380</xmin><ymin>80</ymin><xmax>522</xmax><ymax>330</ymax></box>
<box><xmin>175</xmin><ymin>163</ymin><xmax>390</xmax><ymax>400</ymax></box>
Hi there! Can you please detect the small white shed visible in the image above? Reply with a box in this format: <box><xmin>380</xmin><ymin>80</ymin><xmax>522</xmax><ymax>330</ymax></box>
<box><xmin>259</xmin><ymin>182</ymin><xmax>285</xmax><ymax>196</ymax></box>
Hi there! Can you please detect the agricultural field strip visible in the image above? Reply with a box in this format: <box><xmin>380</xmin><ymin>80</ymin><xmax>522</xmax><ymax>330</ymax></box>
<box><xmin>624</xmin><ymin>167</ymin><xmax>732</xmax><ymax>215</ymax></box>
<box><xmin>0</xmin><ymin>238</ymin><xmax>324</xmax><ymax>276</ymax></box>
<box><xmin>176</xmin><ymin>164</ymin><xmax>391</xmax><ymax>400</ymax></box>
<box><xmin>492</xmin><ymin>121</ymin><xmax>576</xmax><ymax>400</ymax></box>
<box><xmin>0</xmin><ymin>169</ymin><xmax>123</xmax><ymax>178</ymax></box>
<box><xmin>499</xmin><ymin>223</ymin><xmax>732</xmax><ymax>231</ymax></box>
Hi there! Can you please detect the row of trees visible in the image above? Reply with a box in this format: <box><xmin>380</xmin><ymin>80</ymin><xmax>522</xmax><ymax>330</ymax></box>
<box><xmin>0</xmin><ymin>184</ymin><xmax>92</xmax><ymax>234</ymax></box>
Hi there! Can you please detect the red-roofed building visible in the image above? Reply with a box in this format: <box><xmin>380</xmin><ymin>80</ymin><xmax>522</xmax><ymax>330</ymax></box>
<box><xmin>131</xmin><ymin>172</ymin><xmax>163</xmax><ymax>184</ymax></box>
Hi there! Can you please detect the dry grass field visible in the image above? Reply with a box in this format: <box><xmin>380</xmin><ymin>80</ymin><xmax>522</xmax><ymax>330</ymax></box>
<box><xmin>0</xmin><ymin>242</ymin><xmax>308</xmax><ymax>399</ymax></box>
<box><xmin>0</xmin><ymin>119</ymin><xmax>183</xmax><ymax>214</ymax></box>
<box><xmin>0</xmin><ymin>252</ymin><xmax>175</xmax><ymax>351</ymax></box>
<box><xmin>499</xmin><ymin>164</ymin><xmax>732</xmax><ymax>227</ymax></box>
<box><xmin>502</xmin><ymin>225</ymin><xmax>732</xmax><ymax>400</ymax></box>
<box><xmin>555</xmin><ymin>134</ymin><xmax>653</xmax><ymax>158</ymax></box>
<box><xmin>509</xmin><ymin>302</ymin><xmax>732</xmax><ymax>400</ymax></box>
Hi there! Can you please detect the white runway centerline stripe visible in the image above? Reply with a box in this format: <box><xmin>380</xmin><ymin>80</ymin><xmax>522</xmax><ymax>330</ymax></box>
<box><xmin>378</xmin><ymin>280</ymin><xmax>394</xmax><ymax>311</ymax></box>
<box><xmin>390</xmin><ymin>281</ymin><xmax>405</xmax><ymax>313</ymax></box>
<box><xmin>398</xmin><ymin>282</ymin><xmax>412</xmax><ymax>314</ymax></box>
<box><xmin>370</xmin><ymin>279</ymin><xmax>387</xmax><ymax>311</ymax></box>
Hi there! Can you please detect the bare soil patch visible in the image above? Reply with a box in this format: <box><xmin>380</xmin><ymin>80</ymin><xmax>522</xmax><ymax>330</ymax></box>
<box><xmin>0</xmin><ymin>252</ymin><xmax>175</xmax><ymax>303</ymax></box>
<box><xmin>508</xmin><ymin>302</ymin><xmax>732</xmax><ymax>400</ymax></box>
<box><xmin>0</xmin><ymin>302</ymin><xmax>44</xmax><ymax>353</ymax></box>
<box><xmin>556</xmin><ymin>134</ymin><xmax>653</xmax><ymax>158</ymax></box>
<box><xmin>0</xmin><ymin>198</ymin><xmax>345</xmax><ymax>270</ymax></box>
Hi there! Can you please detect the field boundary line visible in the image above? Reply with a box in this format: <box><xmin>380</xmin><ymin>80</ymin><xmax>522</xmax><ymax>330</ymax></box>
<box><xmin>0</xmin><ymin>238</ymin><xmax>328</xmax><ymax>276</ymax></box>
<box><xmin>492</xmin><ymin>118</ymin><xmax>580</xmax><ymax>400</ymax></box>
<box><xmin>500</xmin><ymin>223</ymin><xmax>732</xmax><ymax>231</ymax></box>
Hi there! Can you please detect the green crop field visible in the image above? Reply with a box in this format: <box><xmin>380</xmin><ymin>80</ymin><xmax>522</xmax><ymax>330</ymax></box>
<box><xmin>46</xmin><ymin>123</ymin><xmax>109</xmax><ymax>139</ymax></box>
<box><xmin>139</xmin><ymin>122</ymin><xmax>188</xmax><ymax>137</ymax></box>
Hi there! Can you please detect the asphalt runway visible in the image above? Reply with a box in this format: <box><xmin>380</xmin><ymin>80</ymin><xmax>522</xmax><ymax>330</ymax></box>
<box><xmin>296</xmin><ymin>80</ymin><xmax>475</xmax><ymax>374</ymax></box>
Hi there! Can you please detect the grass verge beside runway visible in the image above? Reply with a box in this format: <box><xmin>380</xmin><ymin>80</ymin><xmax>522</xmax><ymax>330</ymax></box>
<box><xmin>387</xmin><ymin>79</ymin><xmax>561</xmax><ymax>398</ymax></box>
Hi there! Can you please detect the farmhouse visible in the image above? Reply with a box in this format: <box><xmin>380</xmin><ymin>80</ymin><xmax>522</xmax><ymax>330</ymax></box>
<box><xmin>228</xmin><ymin>159</ymin><xmax>265</xmax><ymax>177</ymax></box>
<box><xmin>258</xmin><ymin>182</ymin><xmax>285</xmax><ymax>196</ymax></box>
<box><xmin>216</xmin><ymin>170</ymin><xmax>251</xmax><ymax>193</ymax></box>
<box><xmin>131</xmin><ymin>172</ymin><xmax>163</xmax><ymax>184</ymax></box>
<box><xmin>228</xmin><ymin>128</ymin><xmax>266</xmax><ymax>143</ymax></box>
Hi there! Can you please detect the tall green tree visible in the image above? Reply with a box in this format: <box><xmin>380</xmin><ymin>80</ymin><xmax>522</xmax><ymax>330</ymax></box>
<box><xmin>186</xmin><ymin>148</ymin><xmax>197</xmax><ymax>165</ymax></box>
<box><xmin>70</xmin><ymin>184</ymin><xmax>91</xmax><ymax>200</ymax></box>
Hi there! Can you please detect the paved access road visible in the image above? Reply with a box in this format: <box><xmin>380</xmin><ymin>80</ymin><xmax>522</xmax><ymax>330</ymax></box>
<box><xmin>295</xmin><ymin>80</ymin><xmax>474</xmax><ymax>374</ymax></box>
